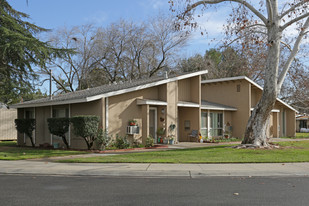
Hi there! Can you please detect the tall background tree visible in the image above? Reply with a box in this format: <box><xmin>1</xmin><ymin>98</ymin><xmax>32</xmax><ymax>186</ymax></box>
<box><xmin>43</xmin><ymin>14</ymin><xmax>189</xmax><ymax>93</ymax></box>
<box><xmin>171</xmin><ymin>0</ymin><xmax>309</xmax><ymax>146</ymax></box>
<box><xmin>179</xmin><ymin>47</ymin><xmax>264</xmax><ymax>82</ymax></box>
<box><xmin>0</xmin><ymin>0</ymin><xmax>65</xmax><ymax>104</ymax></box>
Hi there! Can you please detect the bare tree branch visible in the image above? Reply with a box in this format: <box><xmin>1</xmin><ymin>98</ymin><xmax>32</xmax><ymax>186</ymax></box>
<box><xmin>187</xmin><ymin>0</ymin><xmax>267</xmax><ymax>24</ymax></box>
<box><xmin>281</xmin><ymin>12</ymin><xmax>309</xmax><ymax>31</ymax></box>
<box><xmin>266</xmin><ymin>0</ymin><xmax>273</xmax><ymax>23</ymax></box>
<box><xmin>280</xmin><ymin>1</ymin><xmax>308</xmax><ymax>19</ymax></box>
<box><xmin>278</xmin><ymin>17</ymin><xmax>309</xmax><ymax>89</ymax></box>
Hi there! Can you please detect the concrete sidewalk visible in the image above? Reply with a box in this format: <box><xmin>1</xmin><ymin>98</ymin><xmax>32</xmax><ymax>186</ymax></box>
<box><xmin>1</xmin><ymin>160</ymin><xmax>309</xmax><ymax>177</ymax></box>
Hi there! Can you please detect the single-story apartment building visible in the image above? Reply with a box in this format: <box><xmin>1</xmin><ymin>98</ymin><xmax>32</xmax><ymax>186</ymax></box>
<box><xmin>12</xmin><ymin>71</ymin><xmax>296</xmax><ymax>149</ymax></box>
<box><xmin>296</xmin><ymin>114</ymin><xmax>309</xmax><ymax>132</ymax></box>
<box><xmin>201</xmin><ymin>76</ymin><xmax>297</xmax><ymax>139</ymax></box>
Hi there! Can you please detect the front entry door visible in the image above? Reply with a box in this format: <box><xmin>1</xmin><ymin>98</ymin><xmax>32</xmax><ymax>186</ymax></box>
<box><xmin>149</xmin><ymin>107</ymin><xmax>157</xmax><ymax>143</ymax></box>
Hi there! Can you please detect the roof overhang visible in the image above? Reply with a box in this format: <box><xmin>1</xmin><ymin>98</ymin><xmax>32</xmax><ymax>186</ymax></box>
<box><xmin>201</xmin><ymin>100</ymin><xmax>237</xmax><ymax>111</ymax></box>
<box><xmin>10</xmin><ymin>98</ymin><xmax>89</xmax><ymax>109</ymax></box>
<box><xmin>201</xmin><ymin>76</ymin><xmax>298</xmax><ymax>113</ymax></box>
<box><xmin>12</xmin><ymin>70</ymin><xmax>208</xmax><ymax>109</ymax></box>
<box><xmin>250</xmin><ymin>108</ymin><xmax>280</xmax><ymax>113</ymax></box>
<box><xmin>201</xmin><ymin>106</ymin><xmax>237</xmax><ymax>111</ymax></box>
<box><xmin>88</xmin><ymin>70</ymin><xmax>208</xmax><ymax>101</ymax></box>
<box><xmin>177</xmin><ymin>101</ymin><xmax>200</xmax><ymax>108</ymax></box>
<box><xmin>137</xmin><ymin>99</ymin><xmax>167</xmax><ymax>106</ymax></box>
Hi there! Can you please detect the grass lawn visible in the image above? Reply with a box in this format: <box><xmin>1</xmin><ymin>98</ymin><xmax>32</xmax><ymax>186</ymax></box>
<box><xmin>0</xmin><ymin>141</ymin><xmax>88</xmax><ymax>160</ymax></box>
<box><xmin>295</xmin><ymin>133</ymin><xmax>309</xmax><ymax>138</ymax></box>
<box><xmin>59</xmin><ymin>141</ymin><xmax>309</xmax><ymax>164</ymax></box>
<box><xmin>281</xmin><ymin>133</ymin><xmax>309</xmax><ymax>139</ymax></box>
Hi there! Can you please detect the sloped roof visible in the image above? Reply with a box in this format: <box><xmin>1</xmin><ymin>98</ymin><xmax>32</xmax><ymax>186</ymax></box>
<box><xmin>201</xmin><ymin>100</ymin><xmax>237</xmax><ymax>111</ymax></box>
<box><xmin>12</xmin><ymin>70</ymin><xmax>208</xmax><ymax>108</ymax></box>
<box><xmin>201</xmin><ymin>76</ymin><xmax>298</xmax><ymax>113</ymax></box>
<box><xmin>296</xmin><ymin>115</ymin><xmax>309</xmax><ymax>120</ymax></box>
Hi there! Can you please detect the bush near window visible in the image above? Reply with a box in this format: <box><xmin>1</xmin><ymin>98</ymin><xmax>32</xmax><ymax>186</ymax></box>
<box><xmin>70</xmin><ymin>115</ymin><xmax>100</xmax><ymax>150</ymax></box>
<box><xmin>14</xmin><ymin>119</ymin><xmax>36</xmax><ymax>147</ymax></box>
<box><xmin>47</xmin><ymin>118</ymin><xmax>70</xmax><ymax>149</ymax></box>
<box><xmin>145</xmin><ymin>136</ymin><xmax>154</xmax><ymax>148</ymax></box>
<box><xmin>114</xmin><ymin>135</ymin><xmax>130</xmax><ymax>149</ymax></box>
<box><xmin>95</xmin><ymin>128</ymin><xmax>112</xmax><ymax>151</ymax></box>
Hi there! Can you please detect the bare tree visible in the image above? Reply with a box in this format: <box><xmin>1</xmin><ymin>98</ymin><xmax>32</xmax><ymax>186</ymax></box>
<box><xmin>171</xmin><ymin>0</ymin><xmax>309</xmax><ymax>146</ymax></box>
<box><xmin>42</xmin><ymin>24</ymin><xmax>97</xmax><ymax>93</ymax></box>
<box><xmin>146</xmin><ymin>14</ymin><xmax>189</xmax><ymax>77</ymax></box>
<box><xmin>44</xmin><ymin>15</ymin><xmax>189</xmax><ymax>92</ymax></box>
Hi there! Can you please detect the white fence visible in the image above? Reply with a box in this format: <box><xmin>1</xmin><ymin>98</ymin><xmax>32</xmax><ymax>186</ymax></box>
<box><xmin>0</xmin><ymin>108</ymin><xmax>17</xmax><ymax>140</ymax></box>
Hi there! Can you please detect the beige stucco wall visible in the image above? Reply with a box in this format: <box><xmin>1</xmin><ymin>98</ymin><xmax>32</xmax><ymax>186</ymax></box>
<box><xmin>108</xmin><ymin>86</ymin><xmax>159</xmax><ymax>144</ymax></box>
<box><xmin>251</xmin><ymin>86</ymin><xmax>295</xmax><ymax>138</ymax></box>
<box><xmin>178</xmin><ymin>79</ymin><xmax>191</xmax><ymax>102</ymax></box>
<box><xmin>202</xmin><ymin>80</ymin><xmax>251</xmax><ymax>138</ymax></box>
<box><xmin>0</xmin><ymin>108</ymin><xmax>17</xmax><ymax>141</ymax></box>
<box><xmin>178</xmin><ymin>107</ymin><xmax>200</xmax><ymax>142</ymax></box>
<box><xmin>286</xmin><ymin>110</ymin><xmax>296</xmax><ymax>137</ymax></box>
<box><xmin>190</xmin><ymin>76</ymin><xmax>201</xmax><ymax>104</ymax></box>
<box><xmin>17</xmin><ymin>99</ymin><xmax>104</xmax><ymax>149</ymax></box>
<box><xmin>166</xmin><ymin>81</ymin><xmax>178</xmax><ymax>142</ymax></box>
<box><xmin>70</xmin><ymin>99</ymin><xmax>104</xmax><ymax>149</ymax></box>
<box><xmin>251</xmin><ymin>87</ymin><xmax>262</xmax><ymax>108</ymax></box>
<box><xmin>178</xmin><ymin>76</ymin><xmax>201</xmax><ymax>104</ymax></box>
<box><xmin>35</xmin><ymin>106</ymin><xmax>52</xmax><ymax>146</ymax></box>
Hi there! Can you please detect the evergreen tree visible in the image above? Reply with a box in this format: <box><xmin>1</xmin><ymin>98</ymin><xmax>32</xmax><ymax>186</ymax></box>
<box><xmin>0</xmin><ymin>0</ymin><xmax>65</xmax><ymax>104</ymax></box>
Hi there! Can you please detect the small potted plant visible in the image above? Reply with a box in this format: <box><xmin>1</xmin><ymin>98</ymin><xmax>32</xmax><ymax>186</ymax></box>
<box><xmin>128</xmin><ymin>119</ymin><xmax>137</xmax><ymax>126</ymax></box>
<box><xmin>224</xmin><ymin>131</ymin><xmax>230</xmax><ymax>139</ymax></box>
<box><xmin>168</xmin><ymin>136</ymin><xmax>174</xmax><ymax>144</ymax></box>
<box><xmin>163</xmin><ymin>137</ymin><xmax>168</xmax><ymax>144</ymax></box>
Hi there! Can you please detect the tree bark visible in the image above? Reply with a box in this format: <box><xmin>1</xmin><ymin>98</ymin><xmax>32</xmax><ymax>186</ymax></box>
<box><xmin>242</xmin><ymin>2</ymin><xmax>281</xmax><ymax>146</ymax></box>
<box><xmin>28</xmin><ymin>136</ymin><xmax>35</xmax><ymax>147</ymax></box>
<box><xmin>61</xmin><ymin>135</ymin><xmax>70</xmax><ymax>149</ymax></box>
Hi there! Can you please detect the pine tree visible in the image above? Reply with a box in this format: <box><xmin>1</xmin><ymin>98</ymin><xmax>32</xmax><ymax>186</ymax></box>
<box><xmin>0</xmin><ymin>0</ymin><xmax>65</xmax><ymax>104</ymax></box>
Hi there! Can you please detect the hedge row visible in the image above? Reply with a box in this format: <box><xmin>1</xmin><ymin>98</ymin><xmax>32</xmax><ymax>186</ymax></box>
<box><xmin>16</xmin><ymin>115</ymin><xmax>101</xmax><ymax>150</ymax></box>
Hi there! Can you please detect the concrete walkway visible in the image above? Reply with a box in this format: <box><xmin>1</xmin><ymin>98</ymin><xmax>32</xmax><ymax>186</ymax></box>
<box><xmin>1</xmin><ymin>160</ymin><xmax>309</xmax><ymax>177</ymax></box>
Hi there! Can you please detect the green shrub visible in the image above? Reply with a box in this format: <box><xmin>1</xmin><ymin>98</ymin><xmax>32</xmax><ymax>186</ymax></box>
<box><xmin>14</xmin><ymin>119</ymin><xmax>36</xmax><ymax>147</ymax></box>
<box><xmin>114</xmin><ymin>135</ymin><xmax>130</xmax><ymax>149</ymax></box>
<box><xmin>71</xmin><ymin>115</ymin><xmax>100</xmax><ymax>150</ymax></box>
<box><xmin>95</xmin><ymin>128</ymin><xmax>112</xmax><ymax>151</ymax></box>
<box><xmin>145</xmin><ymin>136</ymin><xmax>154</xmax><ymax>148</ymax></box>
<box><xmin>47</xmin><ymin>118</ymin><xmax>70</xmax><ymax>149</ymax></box>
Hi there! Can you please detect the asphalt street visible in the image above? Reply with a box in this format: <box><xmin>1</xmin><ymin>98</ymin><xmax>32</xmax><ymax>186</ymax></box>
<box><xmin>1</xmin><ymin>174</ymin><xmax>309</xmax><ymax>206</ymax></box>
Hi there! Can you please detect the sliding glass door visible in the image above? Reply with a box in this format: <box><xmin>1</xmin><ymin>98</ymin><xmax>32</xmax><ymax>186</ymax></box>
<box><xmin>201</xmin><ymin>111</ymin><xmax>223</xmax><ymax>138</ymax></box>
<box><xmin>201</xmin><ymin>112</ymin><xmax>208</xmax><ymax>138</ymax></box>
<box><xmin>210</xmin><ymin>112</ymin><xmax>223</xmax><ymax>137</ymax></box>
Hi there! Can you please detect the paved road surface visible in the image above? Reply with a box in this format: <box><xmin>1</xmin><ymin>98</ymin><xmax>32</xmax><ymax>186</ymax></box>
<box><xmin>1</xmin><ymin>174</ymin><xmax>308</xmax><ymax>206</ymax></box>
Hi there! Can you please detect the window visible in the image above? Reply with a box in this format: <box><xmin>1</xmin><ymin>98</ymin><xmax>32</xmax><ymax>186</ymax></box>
<box><xmin>184</xmin><ymin>120</ymin><xmax>191</xmax><ymax>131</ymax></box>
<box><xmin>209</xmin><ymin>112</ymin><xmax>223</xmax><ymax>137</ymax></box>
<box><xmin>201</xmin><ymin>112</ymin><xmax>207</xmax><ymax>138</ymax></box>
<box><xmin>300</xmin><ymin>120</ymin><xmax>307</xmax><ymax>129</ymax></box>
<box><xmin>236</xmin><ymin>84</ymin><xmax>241</xmax><ymax>92</ymax></box>
<box><xmin>25</xmin><ymin>109</ymin><xmax>34</xmax><ymax>119</ymax></box>
<box><xmin>52</xmin><ymin>108</ymin><xmax>69</xmax><ymax>118</ymax></box>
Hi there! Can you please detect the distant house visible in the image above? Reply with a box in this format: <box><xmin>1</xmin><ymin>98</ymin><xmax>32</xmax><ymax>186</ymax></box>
<box><xmin>0</xmin><ymin>103</ymin><xmax>17</xmax><ymax>141</ymax></box>
<box><xmin>11</xmin><ymin>72</ymin><xmax>296</xmax><ymax>149</ymax></box>
<box><xmin>296</xmin><ymin>115</ymin><xmax>309</xmax><ymax>132</ymax></box>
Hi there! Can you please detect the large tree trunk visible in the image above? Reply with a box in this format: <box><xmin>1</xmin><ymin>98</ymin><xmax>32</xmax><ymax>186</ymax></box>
<box><xmin>242</xmin><ymin>3</ymin><xmax>281</xmax><ymax>146</ymax></box>
<box><xmin>242</xmin><ymin>90</ymin><xmax>277</xmax><ymax>146</ymax></box>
